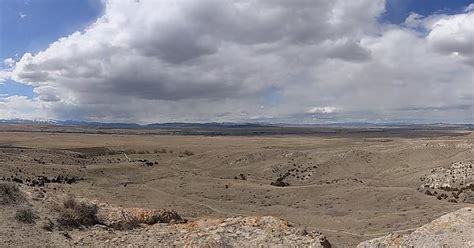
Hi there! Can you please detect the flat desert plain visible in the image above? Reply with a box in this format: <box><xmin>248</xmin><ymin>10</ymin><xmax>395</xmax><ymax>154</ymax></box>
<box><xmin>0</xmin><ymin>125</ymin><xmax>473</xmax><ymax>247</ymax></box>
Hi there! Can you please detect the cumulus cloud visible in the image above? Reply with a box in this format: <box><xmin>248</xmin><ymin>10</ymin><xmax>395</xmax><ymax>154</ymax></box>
<box><xmin>404</xmin><ymin>12</ymin><xmax>425</xmax><ymax>28</ymax></box>
<box><xmin>307</xmin><ymin>107</ymin><xmax>339</xmax><ymax>114</ymax></box>
<box><xmin>324</xmin><ymin>38</ymin><xmax>371</xmax><ymax>62</ymax></box>
<box><xmin>6</xmin><ymin>0</ymin><xmax>474</xmax><ymax>123</ymax></box>
<box><xmin>3</xmin><ymin>58</ymin><xmax>15</xmax><ymax>68</ymax></box>
<box><xmin>0</xmin><ymin>95</ymin><xmax>48</xmax><ymax>120</ymax></box>
<box><xmin>465</xmin><ymin>4</ymin><xmax>474</xmax><ymax>12</ymax></box>
<box><xmin>1</xmin><ymin>58</ymin><xmax>15</xmax><ymax>82</ymax></box>
<box><xmin>426</xmin><ymin>11</ymin><xmax>474</xmax><ymax>65</ymax></box>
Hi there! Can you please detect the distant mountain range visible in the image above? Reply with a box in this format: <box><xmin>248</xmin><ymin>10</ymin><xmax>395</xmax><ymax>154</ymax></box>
<box><xmin>0</xmin><ymin>119</ymin><xmax>273</xmax><ymax>129</ymax></box>
<box><xmin>0</xmin><ymin>119</ymin><xmax>472</xmax><ymax>129</ymax></box>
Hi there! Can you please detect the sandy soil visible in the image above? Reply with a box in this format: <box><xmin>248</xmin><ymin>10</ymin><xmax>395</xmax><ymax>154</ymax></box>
<box><xmin>0</xmin><ymin>126</ymin><xmax>473</xmax><ymax>246</ymax></box>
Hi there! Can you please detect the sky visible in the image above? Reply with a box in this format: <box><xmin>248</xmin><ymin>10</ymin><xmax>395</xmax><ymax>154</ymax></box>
<box><xmin>0</xmin><ymin>0</ymin><xmax>473</xmax><ymax>124</ymax></box>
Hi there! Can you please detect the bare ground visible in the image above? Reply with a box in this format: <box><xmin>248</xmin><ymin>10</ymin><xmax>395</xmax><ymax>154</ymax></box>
<box><xmin>0</xmin><ymin>125</ymin><xmax>473</xmax><ymax>246</ymax></box>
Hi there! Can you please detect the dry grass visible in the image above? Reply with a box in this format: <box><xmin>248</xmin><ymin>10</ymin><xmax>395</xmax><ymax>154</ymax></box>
<box><xmin>0</xmin><ymin>182</ymin><xmax>24</xmax><ymax>205</ymax></box>
<box><xmin>15</xmin><ymin>208</ymin><xmax>37</xmax><ymax>224</ymax></box>
<box><xmin>182</xmin><ymin>150</ymin><xmax>194</xmax><ymax>156</ymax></box>
<box><xmin>124</xmin><ymin>149</ymin><xmax>137</xmax><ymax>154</ymax></box>
<box><xmin>56</xmin><ymin>196</ymin><xmax>100</xmax><ymax>229</ymax></box>
<box><xmin>110</xmin><ymin>216</ymin><xmax>141</xmax><ymax>231</ymax></box>
<box><xmin>157</xmin><ymin>148</ymin><xmax>168</xmax><ymax>153</ymax></box>
<box><xmin>41</xmin><ymin>219</ymin><xmax>55</xmax><ymax>231</ymax></box>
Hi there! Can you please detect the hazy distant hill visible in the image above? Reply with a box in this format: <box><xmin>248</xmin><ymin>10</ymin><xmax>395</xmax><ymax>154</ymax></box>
<box><xmin>0</xmin><ymin>119</ymin><xmax>472</xmax><ymax>130</ymax></box>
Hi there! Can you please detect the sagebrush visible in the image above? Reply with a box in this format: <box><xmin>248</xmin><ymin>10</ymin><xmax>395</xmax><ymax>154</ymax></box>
<box><xmin>56</xmin><ymin>196</ymin><xmax>100</xmax><ymax>229</ymax></box>
<box><xmin>0</xmin><ymin>182</ymin><xmax>23</xmax><ymax>205</ymax></box>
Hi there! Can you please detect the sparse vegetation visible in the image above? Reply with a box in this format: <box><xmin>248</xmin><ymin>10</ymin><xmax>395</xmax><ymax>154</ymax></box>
<box><xmin>111</xmin><ymin>215</ymin><xmax>141</xmax><ymax>231</ymax></box>
<box><xmin>56</xmin><ymin>196</ymin><xmax>100</xmax><ymax>229</ymax></box>
<box><xmin>0</xmin><ymin>182</ymin><xmax>24</xmax><ymax>205</ymax></box>
<box><xmin>234</xmin><ymin>174</ymin><xmax>247</xmax><ymax>180</ymax></box>
<box><xmin>157</xmin><ymin>148</ymin><xmax>168</xmax><ymax>153</ymax></box>
<box><xmin>270</xmin><ymin>177</ymin><xmax>289</xmax><ymax>187</ymax></box>
<box><xmin>1</xmin><ymin>126</ymin><xmax>472</xmax><ymax>247</ymax></box>
<box><xmin>145</xmin><ymin>210</ymin><xmax>186</xmax><ymax>224</ymax></box>
<box><xmin>41</xmin><ymin>218</ymin><xmax>55</xmax><ymax>231</ymax></box>
<box><xmin>125</xmin><ymin>149</ymin><xmax>137</xmax><ymax>154</ymax></box>
<box><xmin>107</xmin><ymin>150</ymin><xmax>120</xmax><ymax>155</ymax></box>
<box><xmin>182</xmin><ymin>150</ymin><xmax>194</xmax><ymax>156</ymax></box>
<box><xmin>15</xmin><ymin>207</ymin><xmax>37</xmax><ymax>224</ymax></box>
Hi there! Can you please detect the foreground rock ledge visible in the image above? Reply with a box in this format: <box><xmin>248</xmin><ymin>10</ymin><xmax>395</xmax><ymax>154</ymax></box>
<box><xmin>88</xmin><ymin>215</ymin><xmax>331</xmax><ymax>247</ymax></box>
<box><xmin>357</xmin><ymin>207</ymin><xmax>474</xmax><ymax>248</ymax></box>
<box><xmin>92</xmin><ymin>201</ymin><xmax>330</xmax><ymax>247</ymax></box>
<box><xmin>5</xmin><ymin>184</ymin><xmax>332</xmax><ymax>247</ymax></box>
<box><xmin>166</xmin><ymin>216</ymin><xmax>330</xmax><ymax>247</ymax></box>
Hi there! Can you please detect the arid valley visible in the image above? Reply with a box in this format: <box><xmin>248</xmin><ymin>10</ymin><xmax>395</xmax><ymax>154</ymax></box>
<box><xmin>2</xmin><ymin>0</ymin><xmax>474</xmax><ymax>247</ymax></box>
<box><xmin>0</xmin><ymin>124</ymin><xmax>472</xmax><ymax>247</ymax></box>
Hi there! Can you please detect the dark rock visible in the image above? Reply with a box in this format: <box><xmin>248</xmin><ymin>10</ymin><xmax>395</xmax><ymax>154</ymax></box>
<box><xmin>271</xmin><ymin>177</ymin><xmax>290</xmax><ymax>187</ymax></box>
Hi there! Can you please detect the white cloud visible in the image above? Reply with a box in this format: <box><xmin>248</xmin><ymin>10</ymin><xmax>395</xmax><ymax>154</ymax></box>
<box><xmin>7</xmin><ymin>0</ymin><xmax>474</xmax><ymax>123</ymax></box>
<box><xmin>3</xmin><ymin>58</ymin><xmax>15</xmax><ymax>67</ymax></box>
<box><xmin>307</xmin><ymin>107</ymin><xmax>338</xmax><ymax>114</ymax></box>
<box><xmin>0</xmin><ymin>70</ymin><xmax>11</xmax><ymax>83</ymax></box>
<box><xmin>19</xmin><ymin>12</ymin><xmax>27</xmax><ymax>19</ymax></box>
<box><xmin>0</xmin><ymin>96</ymin><xmax>49</xmax><ymax>120</ymax></box>
<box><xmin>404</xmin><ymin>12</ymin><xmax>424</xmax><ymax>28</ymax></box>
<box><xmin>426</xmin><ymin>12</ymin><xmax>474</xmax><ymax>65</ymax></box>
<box><xmin>465</xmin><ymin>3</ymin><xmax>474</xmax><ymax>12</ymax></box>
<box><xmin>1</xmin><ymin>58</ymin><xmax>15</xmax><ymax>83</ymax></box>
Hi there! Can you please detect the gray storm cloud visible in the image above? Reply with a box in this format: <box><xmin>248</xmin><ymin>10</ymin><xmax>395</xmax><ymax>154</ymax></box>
<box><xmin>4</xmin><ymin>0</ymin><xmax>474</xmax><ymax>123</ymax></box>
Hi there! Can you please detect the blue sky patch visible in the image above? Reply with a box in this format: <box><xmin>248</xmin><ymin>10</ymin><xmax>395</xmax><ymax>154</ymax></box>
<box><xmin>0</xmin><ymin>0</ymin><xmax>102</xmax><ymax>60</ymax></box>
<box><xmin>0</xmin><ymin>79</ymin><xmax>34</xmax><ymax>98</ymax></box>
<box><xmin>381</xmin><ymin>0</ymin><xmax>473</xmax><ymax>24</ymax></box>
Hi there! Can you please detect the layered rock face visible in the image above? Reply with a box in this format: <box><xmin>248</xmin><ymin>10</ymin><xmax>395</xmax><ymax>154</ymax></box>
<box><xmin>419</xmin><ymin>161</ymin><xmax>473</xmax><ymax>203</ymax></box>
<box><xmin>357</xmin><ymin>207</ymin><xmax>474</xmax><ymax>248</ymax></box>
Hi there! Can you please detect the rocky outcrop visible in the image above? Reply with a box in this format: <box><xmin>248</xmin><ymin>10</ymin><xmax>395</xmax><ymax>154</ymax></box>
<box><xmin>419</xmin><ymin>161</ymin><xmax>473</xmax><ymax>203</ymax></box>
<box><xmin>95</xmin><ymin>215</ymin><xmax>331</xmax><ymax>247</ymax></box>
<box><xmin>7</xmin><ymin>182</ymin><xmax>332</xmax><ymax>247</ymax></box>
<box><xmin>270</xmin><ymin>177</ymin><xmax>290</xmax><ymax>187</ymax></box>
<box><xmin>94</xmin><ymin>199</ymin><xmax>330</xmax><ymax>247</ymax></box>
<box><xmin>357</xmin><ymin>207</ymin><xmax>474</xmax><ymax>248</ymax></box>
<box><xmin>167</xmin><ymin>216</ymin><xmax>330</xmax><ymax>247</ymax></box>
<box><xmin>95</xmin><ymin>203</ymin><xmax>187</xmax><ymax>228</ymax></box>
